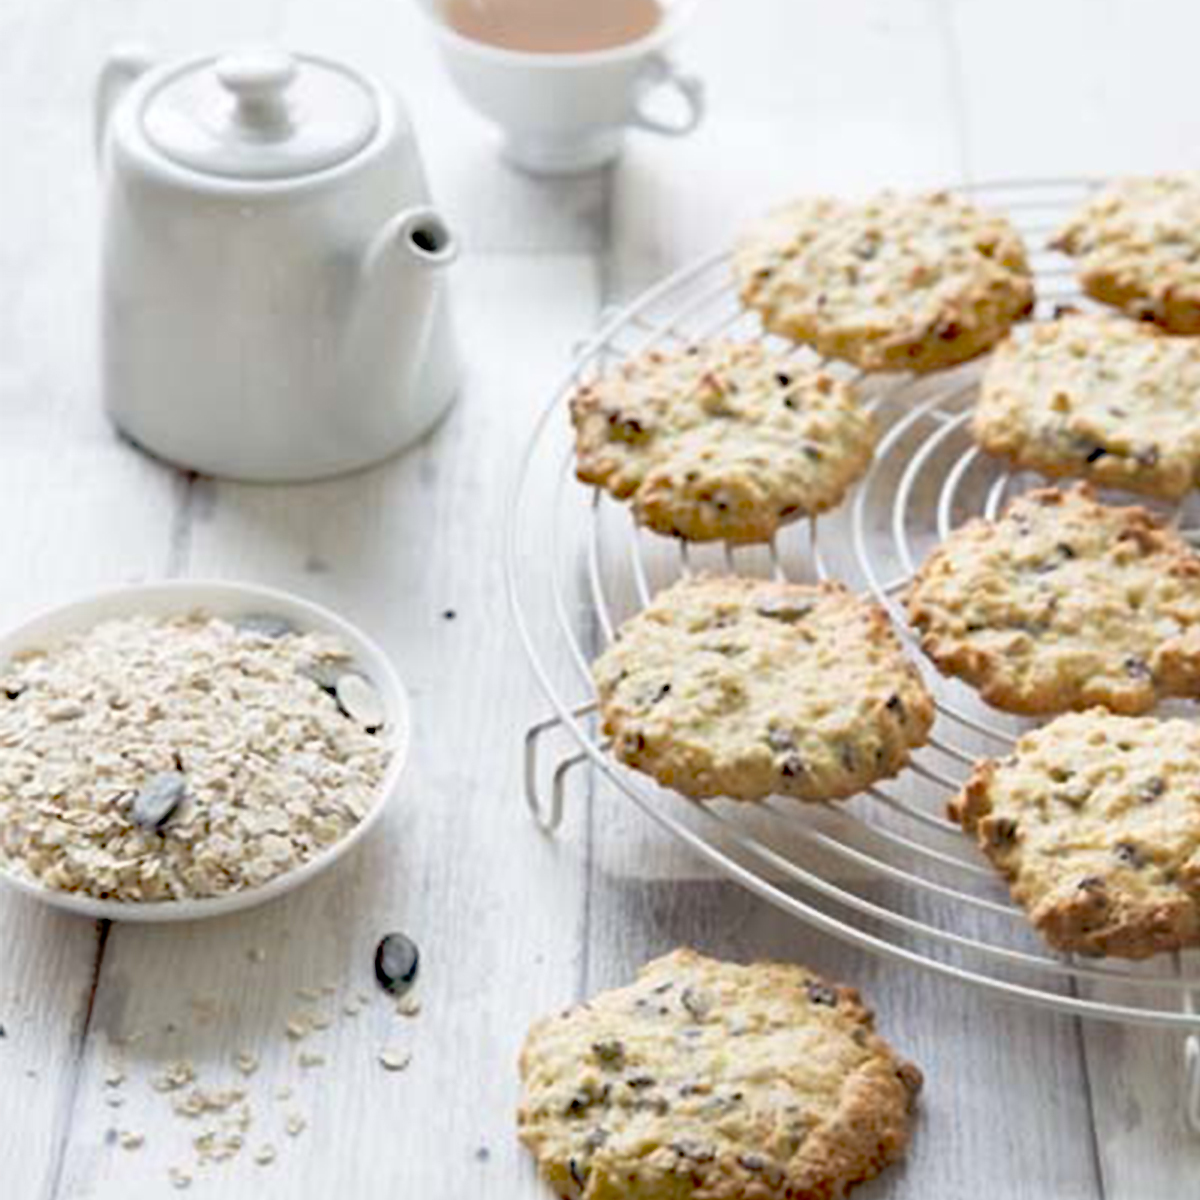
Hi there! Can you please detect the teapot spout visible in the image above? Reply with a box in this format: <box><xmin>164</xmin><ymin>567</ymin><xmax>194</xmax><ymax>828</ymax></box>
<box><xmin>351</xmin><ymin>205</ymin><xmax>457</xmax><ymax>389</ymax></box>
<box><xmin>95</xmin><ymin>44</ymin><xmax>156</xmax><ymax>164</ymax></box>
<box><xmin>361</xmin><ymin>206</ymin><xmax>457</xmax><ymax>289</ymax></box>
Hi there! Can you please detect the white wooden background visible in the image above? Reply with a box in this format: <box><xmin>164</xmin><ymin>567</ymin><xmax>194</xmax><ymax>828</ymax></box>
<box><xmin>1</xmin><ymin>0</ymin><xmax>1198</xmax><ymax>1197</ymax></box>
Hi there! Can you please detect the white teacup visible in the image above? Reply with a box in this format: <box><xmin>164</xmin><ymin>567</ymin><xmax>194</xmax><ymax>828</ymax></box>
<box><xmin>417</xmin><ymin>0</ymin><xmax>704</xmax><ymax>175</ymax></box>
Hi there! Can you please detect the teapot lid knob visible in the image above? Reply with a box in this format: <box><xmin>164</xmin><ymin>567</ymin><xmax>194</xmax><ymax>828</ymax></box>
<box><xmin>215</xmin><ymin>49</ymin><xmax>297</xmax><ymax>130</ymax></box>
<box><xmin>139</xmin><ymin>48</ymin><xmax>383</xmax><ymax>181</ymax></box>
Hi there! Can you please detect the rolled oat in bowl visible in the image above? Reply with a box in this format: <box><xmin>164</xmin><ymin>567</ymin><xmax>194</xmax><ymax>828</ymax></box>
<box><xmin>0</xmin><ymin>613</ymin><xmax>393</xmax><ymax>903</ymax></box>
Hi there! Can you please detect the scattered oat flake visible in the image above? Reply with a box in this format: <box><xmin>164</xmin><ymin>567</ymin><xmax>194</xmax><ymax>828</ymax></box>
<box><xmin>298</xmin><ymin>1051</ymin><xmax>326</xmax><ymax>1069</ymax></box>
<box><xmin>194</xmin><ymin>1129</ymin><xmax>244</xmax><ymax>1163</ymax></box>
<box><xmin>274</xmin><ymin>1085</ymin><xmax>293</xmax><ymax>1102</ymax></box>
<box><xmin>234</xmin><ymin>1050</ymin><xmax>259</xmax><ymax>1076</ymax></box>
<box><xmin>153</xmin><ymin>1061</ymin><xmax>196</xmax><ymax>1092</ymax></box>
<box><xmin>105</xmin><ymin>1094</ymin><xmax>125</xmax><ymax>1109</ymax></box>
<box><xmin>378</xmin><ymin>1047</ymin><xmax>411</xmax><ymax>1072</ymax></box>
<box><xmin>168</xmin><ymin>1167</ymin><xmax>193</xmax><ymax>1190</ymax></box>
<box><xmin>395</xmin><ymin>995</ymin><xmax>421</xmax><ymax>1017</ymax></box>
<box><xmin>285</xmin><ymin>1112</ymin><xmax>306</xmax><ymax>1137</ymax></box>
<box><xmin>284</xmin><ymin>1015</ymin><xmax>311</xmax><ymax>1040</ymax></box>
<box><xmin>119</xmin><ymin>1130</ymin><xmax>145</xmax><ymax>1151</ymax></box>
<box><xmin>254</xmin><ymin>1144</ymin><xmax>277</xmax><ymax>1166</ymax></box>
<box><xmin>173</xmin><ymin>1092</ymin><xmax>205</xmax><ymax>1119</ymax></box>
<box><xmin>173</xmin><ymin>1086</ymin><xmax>247</xmax><ymax>1119</ymax></box>
<box><xmin>295</xmin><ymin>987</ymin><xmax>321</xmax><ymax>1002</ymax></box>
<box><xmin>190</xmin><ymin>996</ymin><xmax>219</xmax><ymax>1023</ymax></box>
<box><xmin>342</xmin><ymin>1000</ymin><xmax>362</xmax><ymax>1017</ymax></box>
<box><xmin>104</xmin><ymin>1068</ymin><xmax>126</xmax><ymax>1087</ymax></box>
<box><xmin>247</xmin><ymin>947</ymin><xmax>267</xmax><ymax>964</ymax></box>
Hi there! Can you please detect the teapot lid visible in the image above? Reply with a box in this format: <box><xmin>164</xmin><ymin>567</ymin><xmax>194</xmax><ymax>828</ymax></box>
<box><xmin>140</xmin><ymin>49</ymin><xmax>379</xmax><ymax>180</ymax></box>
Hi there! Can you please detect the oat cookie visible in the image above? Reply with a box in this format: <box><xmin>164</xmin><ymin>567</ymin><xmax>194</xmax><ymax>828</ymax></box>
<box><xmin>906</xmin><ymin>485</ymin><xmax>1200</xmax><ymax>715</ymax></box>
<box><xmin>951</xmin><ymin>711</ymin><xmax>1200</xmax><ymax>958</ymax></box>
<box><xmin>518</xmin><ymin>948</ymin><xmax>922</xmax><ymax>1200</ymax></box>
<box><xmin>570</xmin><ymin>341</ymin><xmax>876</xmax><ymax>543</ymax></box>
<box><xmin>1051</xmin><ymin>173</ymin><xmax>1200</xmax><ymax>333</ymax></box>
<box><xmin>973</xmin><ymin>312</ymin><xmax>1200</xmax><ymax>500</ymax></box>
<box><xmin>734</xmin><ymin>190</ymin><xmax>1034</xmax><ymax>373</ymax></box>
<box><xmin>592</xmin><ymin>576</ymin><xmax>934</xmax><ymax>802</ymax></box>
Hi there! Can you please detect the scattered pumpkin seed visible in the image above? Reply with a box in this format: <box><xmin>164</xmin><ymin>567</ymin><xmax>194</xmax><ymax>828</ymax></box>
<box><xmin>375</xmin><ymin>933</ymin><xmax>420</xmax><ymax>996</ymax></box>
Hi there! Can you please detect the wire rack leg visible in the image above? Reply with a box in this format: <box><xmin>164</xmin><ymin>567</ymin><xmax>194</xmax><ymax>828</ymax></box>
<box><xmin>1183</xmin><ymin>957</ymin><xmax>1200</xmax><ymax>1135</ymax></box>
<box><xmin>1186</xmin><ymin>1034</ymin><xmax>1200</xmax><ymax>1135</ymax></box>
<box><xmin>523</xmin><ymin>703</ymin><xmax>597</xmax><ymax>833</ymax></box>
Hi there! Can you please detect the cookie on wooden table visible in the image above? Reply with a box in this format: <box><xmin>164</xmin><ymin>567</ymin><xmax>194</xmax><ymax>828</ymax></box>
<box><xmin>570</xmin><ymin>340</ymin><xmax>876</xmax><ymax>544</ymax></box>
<box><xmin>905</xmin><ymin>484</ymin><xmax>1200</xmax><ymax>715</ymax></box>
<box><xmin>517</xmin><ymin>948</ymin><xmax>922</xmax><ymax>1200</ymax></box>
<box><xmin>1050</xmin><ymin>173</ymin><xmax>1200</xmax><ymax>333</ymax></box>
<box><xmin>591</xmin><ymin>575</ymin><xmax>934</xmax><ymax>802</ymax></box>
<box><xmin>973</xmin><ymin>312</ymin><xmax>1200</xmax><ymax>500</ymax></box>
<box><xmin>734</xmin><ymin>190</ymin><xmax>1034</xmax><ymax>373</ymax></box>
<box><xmin>951</xmin><ymin>710</ymin><xmax>1200</xmax><ymax>958</ymax></box>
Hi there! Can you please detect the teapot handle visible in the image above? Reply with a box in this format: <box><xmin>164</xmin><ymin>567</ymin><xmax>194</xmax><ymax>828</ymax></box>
<box><xmin>94</xmin><ymin>44</ymin><xmax>156</xmax><ymax>164</ymax></box>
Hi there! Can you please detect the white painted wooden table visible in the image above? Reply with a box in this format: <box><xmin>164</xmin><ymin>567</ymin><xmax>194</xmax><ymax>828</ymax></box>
<box><xmin>1</xmin><ymin>1</ymin><xmax>1198</xmax><ymax>1197</ymax></box>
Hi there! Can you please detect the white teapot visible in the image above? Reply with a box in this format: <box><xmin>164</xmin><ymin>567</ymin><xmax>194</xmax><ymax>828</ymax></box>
<box><xmin>96</xmin><ymin>46</ymin><xmax>459</xmax><ymax>481</ymax></box>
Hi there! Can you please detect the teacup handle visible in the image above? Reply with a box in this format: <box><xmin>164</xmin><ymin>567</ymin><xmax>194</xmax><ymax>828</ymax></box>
<box><xmin>629</xmin><ymin>54</ymin><xmax>705</xmax><ymax>137</ymax></box>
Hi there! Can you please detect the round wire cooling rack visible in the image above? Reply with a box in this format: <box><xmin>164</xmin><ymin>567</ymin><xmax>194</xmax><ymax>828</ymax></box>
<box><xmin>504</xmin><ymin>177</ymin><xmax>1200</xmax><ymax>1128</ymax></box>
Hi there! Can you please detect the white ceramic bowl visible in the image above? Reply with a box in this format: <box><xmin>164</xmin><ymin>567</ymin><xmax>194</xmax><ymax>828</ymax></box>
<box><xmin>0</xmin><ymin>580</ymin><xmax>411</xmax><ymax>922</ymax></box>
